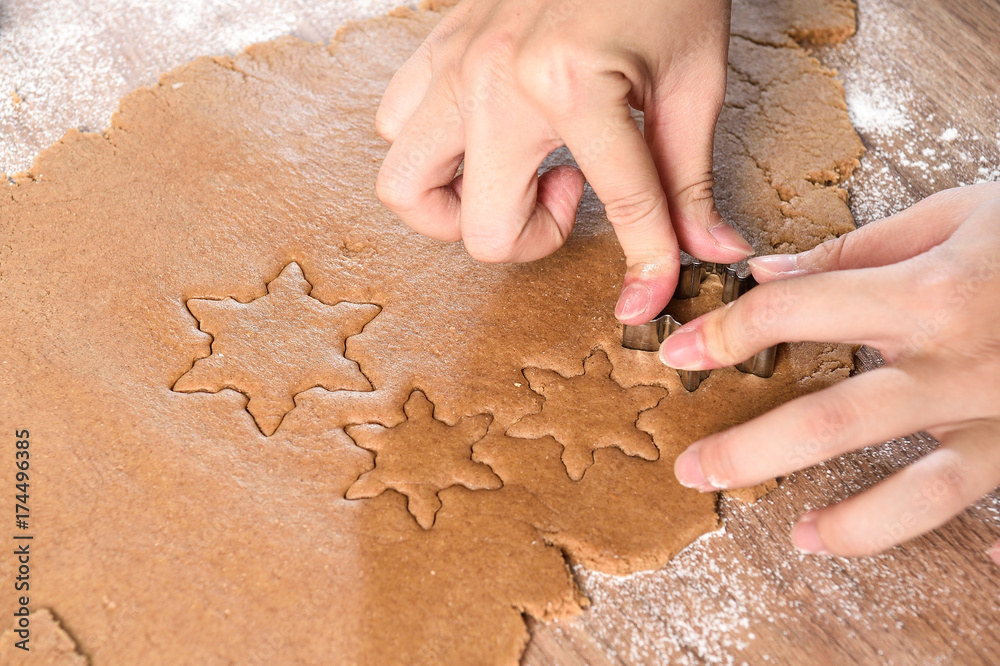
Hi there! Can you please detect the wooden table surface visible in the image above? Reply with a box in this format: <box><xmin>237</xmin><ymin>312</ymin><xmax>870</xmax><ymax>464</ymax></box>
<box><xmin>3</xmin><ymin>1</ymin><xmax>998</xmax><ymax>664</ymax></box>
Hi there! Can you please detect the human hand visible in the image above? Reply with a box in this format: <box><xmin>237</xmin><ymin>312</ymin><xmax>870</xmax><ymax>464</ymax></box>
<box><xmin>660</xmin><ymin>183</ymin><xmax>1000</xmax><ymax>562</ymax></box>
<box><xmin>375</xmin><ymin>0</ymin><xmax>752</xmax><ymax>325</ymax></box>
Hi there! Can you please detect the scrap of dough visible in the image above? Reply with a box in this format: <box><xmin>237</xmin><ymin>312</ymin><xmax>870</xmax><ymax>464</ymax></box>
<box><xmin>732</xmin><ymin>0</ymin><xmax>857</xmax><ymax>45</ymax></box>
<box><xmin>725</xmin><ymin>479</ymin><xmax>780</xmax><ymax>503</ymax></box>
<box><xmin>0</xmin><ymin>0</ymin><xmax>863</xmax><ymax>663</ymax></box>
<box><xmin>507</xmin><ymin>350</ymin><xmax>666</xmax><ymax>481</ymax></box>
<box><xmin>0</xmin><ymin>609</ymin><xmax>88</xmax><ymax>666</ymax></box>
<box><xmin>714</xmin><ymin>33</ymin><xmax>863</xmax><ymax>255</ymax></box>
<box><xmin>346</xmin><ymin>390</ymin><xmax>501</xmax><ymax>528</ymax></box>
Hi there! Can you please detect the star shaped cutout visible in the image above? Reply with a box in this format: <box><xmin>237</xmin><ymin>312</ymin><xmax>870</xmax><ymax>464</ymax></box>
<box><xmin>506</xmin><ymin>350</ymin><xmax>667</xmax><ymax>481</ymax></box>
<box><xmin>173</xmin><ymin>262</ymin><xmax>379</xmax><ymax>436</ymax></box>
<box><xmin>345</xmin><ymin>390</ymin><xmax>502</xmax><ymax>529</ymax></box>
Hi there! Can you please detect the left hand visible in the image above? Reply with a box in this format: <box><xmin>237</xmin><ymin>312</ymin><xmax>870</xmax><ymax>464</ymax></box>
<box><xmin>660</xmin><ymin>183</ymin><xmax>1000</xmax><ymax>561</ymax></box>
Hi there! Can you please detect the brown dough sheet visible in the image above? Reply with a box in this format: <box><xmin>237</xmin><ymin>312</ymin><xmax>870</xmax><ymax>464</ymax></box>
<box><xmin>0</xmin><ymin>0</ymin><xmax>862</xmax><ymax>663</ymax></box>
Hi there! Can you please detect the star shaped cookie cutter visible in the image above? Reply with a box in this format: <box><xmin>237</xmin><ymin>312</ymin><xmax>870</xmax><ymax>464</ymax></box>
<box><xmin>622</xmin><ymin>256</ymin><xmax>778</xmax><ymax>392</ymax></box>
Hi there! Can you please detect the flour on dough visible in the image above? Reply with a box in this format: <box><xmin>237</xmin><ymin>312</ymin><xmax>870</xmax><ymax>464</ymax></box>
<box><xmin>0</xmin><ymin>0</ymin><xmax>862</xmax><ymax>663</ymax></box>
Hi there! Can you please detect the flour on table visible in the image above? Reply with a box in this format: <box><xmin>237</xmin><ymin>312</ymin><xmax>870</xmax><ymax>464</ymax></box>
<box><xmin>0</xmin><ymin>0</ymin><xmax>408</xmax><ymax>175</ymax></box>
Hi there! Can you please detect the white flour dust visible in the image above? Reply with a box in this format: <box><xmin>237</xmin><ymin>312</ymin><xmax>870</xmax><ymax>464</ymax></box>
<box><xmin>4</xmin><ymin>2</ymin><xmax>1000</xmax><ymax>664</ymax></box>
<box><xmin>817</xmin><ymin>2</ymin><xmax>1000</xmax><ymax>224</ymax></box>
<box><xmin>560</xmin><ymin>466</ymin><xmax>1000</xmax><ymax>666</ymax></box>
<box><xmin>847</xmin><ymin>88</ymin><xmax>915</xmax><ymax>136</ymax></box>
<box><xmin>571</xmin><ymin>528</ymin><xmax>767</xmax><ymax>666</ymax></box>
<box><xmin>939</xmin><ymin>127</ymin><xmax>959</xmax><ymax>142</ymax></box>
<box><xmin>0</xmin><ymin>0</ymin><xmax>405</xmax><ymax>175</ymax></box>
<box><xmin>552</xmin><ymin>4</ymin><xmax>1000</xmax><ymax>660</ymax></box>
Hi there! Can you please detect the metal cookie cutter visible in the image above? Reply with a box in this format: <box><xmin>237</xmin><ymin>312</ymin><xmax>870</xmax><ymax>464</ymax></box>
<box><xmin>621</xmin><ymin>255</ymin><xmax>778</xmax><ymax>392</ymax></box>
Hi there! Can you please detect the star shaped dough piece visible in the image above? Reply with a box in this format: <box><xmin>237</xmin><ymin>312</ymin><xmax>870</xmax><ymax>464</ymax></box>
<box><xmin>173</xmin><ymin>262</ymin><xmax>379</xmax><ymax>436</ymax></box>
<box><xmin>345</xmin><ymin>390</ymin><xmax>501</xmax><ymax>529</ymax></box>
<box><xmin>506</xmin><ymin>350</ymin><xmax>667</xmax><ymax>481</ymax></box>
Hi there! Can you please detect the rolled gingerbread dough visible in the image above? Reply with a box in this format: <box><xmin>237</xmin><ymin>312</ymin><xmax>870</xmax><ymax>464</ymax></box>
<box><xmin>0</xmin><ymin>0</ymin><xmax>862</xmax><ymax>663</ymax></box>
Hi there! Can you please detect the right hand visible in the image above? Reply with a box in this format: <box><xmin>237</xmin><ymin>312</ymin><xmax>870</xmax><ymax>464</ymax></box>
<box><xmin>663</xmin><ymin>183</ymin><xmax>1000</xmax><ymax>560</ymax></box>
<box><xmin>375</xmin><ymin>0</ymin><xmax>752</xmax><ymax>325</ymax></box>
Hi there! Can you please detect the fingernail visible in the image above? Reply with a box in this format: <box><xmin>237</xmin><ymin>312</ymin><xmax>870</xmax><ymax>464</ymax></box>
<box><xmin>660</xmin><ymin>328</ymin><xmax>705</xmax><ymax>370</ymax></box>
<box><xmin>709</xmin><ymin>224</ymin><xmax>753</xmax><ymax>255</ymax></box>
<box><xmin>674</xmin><ymin>445</ymin><xmax>720</xmax><ymax>492</ymax></box>
<box><xmin>748</xmin><ymin>253</ymin><xmax>810</xmax><ymax>280</ymax></box>
<box><xmin>615</xmin><ymin>282</ymin><xmax>651</xmax><ymax>322</ymax></box>
<box><xmin>749</xmin><ymin>254</ymin><xmax>798</xmax><ymax>277</ymax></box>
<box><xmin>792</xmin><ymin>511</ymin><xmax>831</xmax><ymax>555</ymax></box>
<box><xmin>989</xmin><ymin>543</ymin><xmax>1000</xmax><ymax>567</ymax></box>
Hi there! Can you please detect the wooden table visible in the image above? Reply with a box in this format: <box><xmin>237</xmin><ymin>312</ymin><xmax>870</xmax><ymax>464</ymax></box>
<box><xmin>3</xmin><ymin>1</ymin><xmax>998</xmax><ymax>663</ymax></box>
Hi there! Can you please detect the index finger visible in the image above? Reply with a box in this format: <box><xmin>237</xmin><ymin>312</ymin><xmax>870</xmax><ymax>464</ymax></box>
<box><xmin>659</xmin><ymin>264</ymin><xmax>919</xmax><ymax>370</ymax></box>
<box><xmin>530</xmin><ymin>67</ymin><xmax>682</xmax><ymax>325</ymax></box>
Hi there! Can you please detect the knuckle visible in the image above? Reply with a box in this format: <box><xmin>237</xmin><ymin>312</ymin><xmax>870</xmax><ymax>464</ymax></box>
<box><xmin>920</xmin><ymin>455</ymin><xmax>972</xmax><ymax>514</ymax></box>
<box><xmin>669</xmin><ymin>177</ymin><xmax>720</xmax><ymax>228</ymax></box>
<box><xmin>895</xmin><ymin>260</ymin><xmax>968</xmax><ymax>347</ymax></box>
<box><xmin>706</xmin><ymin>290</ymin><xmax>774</xmax><ymax>364</ymax></box>
<box><xmin>460</xmin><ymin>32</ymin><xmax>517</xmax><ymax>90</ymax></box>
<box><xmin>732</xmin><ymin>289</ymin><xmax>774</xmax><ymax>337</ymax></box>
<box><xmin>899</xmin><ymin>242</ymin><xmax>1000</xmax><ymax>360</ymax></box>
<box><xmin>373</xmin><ymin>109</ymin><xmax>398</xmax><ymax>143</ymax></box>
<box><xmin>698</xmin><ymin>436</ymin><xmax>740</xmax><ymax>489</ymax></box>
<box><xmin>801</xmin><ymin>392</ymin><xmax>858</xmax><ymax>450</ymax></box>
<box><xmin>604</xmin><ymin>192</ymin><xmax>667</xmax><ymax>234</ymax></box>
<box><xmin>914</xmin><ymin>263</ymin><xmax>963</xmax><ymax>304</ymax></box>
<box><xmin>701</xmin><ymin>309</ymin><xmax>748</xmax><ymax>366</ymax></box>
<box><xmin>807</xmin><ymin>235</ymin><xmax>848</xmax><ymax>271</ymax></box>
<box><xmin>375</xmin><ymin>166</ymin><xmax>415</xmax><ymax>213</ymax></box>
<box><xmin>675</xmin><ymin>178</ymin><xmax>717</xmax><ymax>207</ymax></box>
<box><xmin>517</xmin><ymin>40</ymin><xmax>592</xmax><ymax>111</ymax></box>
<box><xmin>462</xmin><ymin>232</ymin><xmax>518</xmax><ymax>264</ymax></box>
<box><xmin>740</xmin><ymin>281</ymin><xmax>794</xmax><ymax>340</ymax></box>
